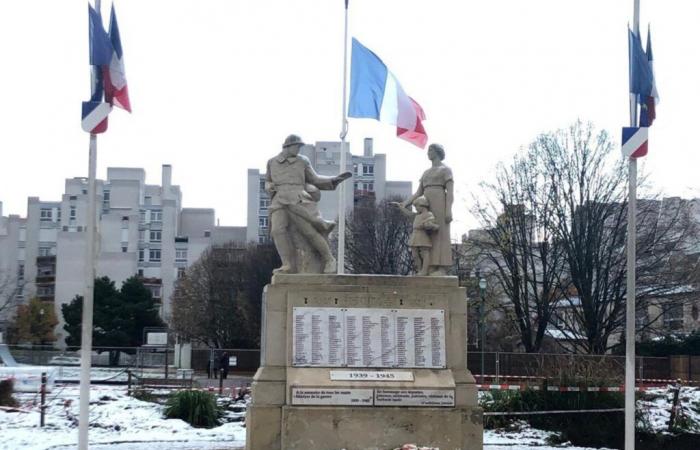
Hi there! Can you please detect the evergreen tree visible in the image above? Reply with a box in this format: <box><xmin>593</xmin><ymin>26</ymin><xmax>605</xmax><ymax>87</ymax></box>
<box><xmin>62</xmin><ymin>276</ymin><xmax>164</xmax><ymax>365</ymax></box>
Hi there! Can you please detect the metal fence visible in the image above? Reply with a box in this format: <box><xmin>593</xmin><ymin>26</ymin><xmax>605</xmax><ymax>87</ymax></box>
<box><xmin>7</xmin><ymin>345</ymin><xmax>693</xmax><ymax>382</ymax></box>
<box><xmin>467</xmin><ymin>351</ymin><xmax>673</xmax><ymax>383</ymax></box>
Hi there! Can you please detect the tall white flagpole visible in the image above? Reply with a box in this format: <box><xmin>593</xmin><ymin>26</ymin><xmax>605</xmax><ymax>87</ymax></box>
<box><xmin>625</xmin><ymin>1</ymin><xmax>640</xmax><ymax>449</ymax></box>
<box><xmin>79</xmin><ymin>1</ymin><xmax>101</xmax><ymax>447</ymax></box>
<box><xmin>337</xmin><ymin>0</ymin><xmax>350</xmax><ymax>274</ymax></box>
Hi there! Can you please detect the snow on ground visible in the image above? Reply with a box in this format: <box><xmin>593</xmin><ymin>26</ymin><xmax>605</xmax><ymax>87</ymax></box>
<box><xmin>0</xmin><ymin>385</ymin><xmax>245</xmax><ymax>450</ymax></box>
<box><xmin>637</xmin><ymin>386</ymin><xmax>700</xmax><ymax>433</ymax></box>
<box><xmin>2</xmin><ymin>383</ymin><xmax>698</xmax><ymax>449</ymax></box>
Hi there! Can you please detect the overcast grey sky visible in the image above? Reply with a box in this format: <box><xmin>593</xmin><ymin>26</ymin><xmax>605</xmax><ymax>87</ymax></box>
<box><xmin>0</xmin><ymin>0</ymin><xmax>698</xmax><ymax>234</ymax></box>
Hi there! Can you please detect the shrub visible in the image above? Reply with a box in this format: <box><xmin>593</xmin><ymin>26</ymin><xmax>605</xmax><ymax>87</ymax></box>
<box><xmin>164</xmin><ymin>390</ymin><xmax>221</xmax><ymax>428</ymax></box>
<box><xmin>0</xmin><ymin>379</ymin><xmax>18</xmax><ymax>407</ymax></box>
<box><xmin>479</xmin><ymin>387</ymin><xmax>626</xmax><ymax>448</ymax></box>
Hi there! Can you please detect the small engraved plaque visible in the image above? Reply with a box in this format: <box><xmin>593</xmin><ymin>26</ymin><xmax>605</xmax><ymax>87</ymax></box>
<box><xmin>330</xmin><ymin>370</ymin><xmax>415</xmax><ymax>381</ymax></box>
<box><xmin>291</xmin><ymin>388</ymin><xmax>374</xmax><ymax>406</ymax></box>
<box><xmin>374</xmin><ymin>389</ymin><xmax>455</xmax><ymax>407</ymax></box>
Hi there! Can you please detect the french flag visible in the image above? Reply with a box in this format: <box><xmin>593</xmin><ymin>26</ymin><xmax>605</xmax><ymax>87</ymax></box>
<box><xmin>103</xmin><ymin>4</ymin><xmax>131</xmax><ymax>112</ymax></box>
<box><xmin>348</xmin><ymin>38</ymin><xmax>427</xmax><ymax>149</ymax></box>
<box><xmin>83</xmin><ymin>4</ymin><xmax>112</xmax><ymax>134</ymax></box>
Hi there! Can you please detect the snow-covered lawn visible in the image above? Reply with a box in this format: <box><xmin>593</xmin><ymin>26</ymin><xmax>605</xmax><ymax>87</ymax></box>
<box><xmin>0</xmin><ymin>385</ymin><xmax>245</xmax><ymax>450</ymax></box>
<box><xmin>2</xmin><ymin>384</ymin><xmax>699</xmax><ymax>450</ymax></box>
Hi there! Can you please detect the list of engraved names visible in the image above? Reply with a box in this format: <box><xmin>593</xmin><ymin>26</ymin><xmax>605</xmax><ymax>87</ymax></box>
<box><xmin>292</xmin><ymin>307</ymin><xmax>445</xmax><ymax>368</ymax></box>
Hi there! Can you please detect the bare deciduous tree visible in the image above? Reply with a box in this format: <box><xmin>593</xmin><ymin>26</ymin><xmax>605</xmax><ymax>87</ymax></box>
<box><xmin>343</xmin><ymin>198</ymin><xmax>413</xmax><ymax>275</ymax></box>
<box><xmin>473</xmin><ymin>146</ymin><xmax>566</xmax><ymax>353</ymax></box>
<box><xmin>171</xmin><ymin>242</ymin><xmax>279</xmax><ymax>348</ymax></box>
<box><xmin>473</xmin><ymin>121</ymin><xmax>699</xmax><ymax>354</ymax></box>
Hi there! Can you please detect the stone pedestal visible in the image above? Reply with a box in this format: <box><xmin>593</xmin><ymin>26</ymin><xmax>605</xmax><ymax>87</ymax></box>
<box><xmin>246</xmin><ymin>274</ymin><xmax>483</xmax><ymax>450</ymax></box>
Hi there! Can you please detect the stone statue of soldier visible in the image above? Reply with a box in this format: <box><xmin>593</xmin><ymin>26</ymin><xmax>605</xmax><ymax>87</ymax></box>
<box><xmin>266</xmin><ymin>134</ymin><xmax>352</xmax><ymax>274</ymax></box>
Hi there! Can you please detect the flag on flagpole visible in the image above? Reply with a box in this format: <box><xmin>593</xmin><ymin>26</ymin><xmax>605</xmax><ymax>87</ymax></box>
<box><xmin>348</xmin><ymin>38</ymin><xmax>428</xmax><ymax>149</ymax></box>
<box><xmin>85</xmin><ymin>4</ymin><xmax>111</xmax><ymax>133</ymax></box>
<box><xmin>103</xmin><ymin>4</ymin><xmax>131</xmax><ymax>112</ymax></box>
<box><xmin>640</xmin><ymin>27</ymin><xmax>658</xmax><ymax>127</ymax></box>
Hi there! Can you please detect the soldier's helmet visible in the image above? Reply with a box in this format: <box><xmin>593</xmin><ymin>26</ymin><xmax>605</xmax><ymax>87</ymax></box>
<box><xmin>282</xmin><ymin>134</ymin><xmax>305</xmax><ymax>148</ymax></box>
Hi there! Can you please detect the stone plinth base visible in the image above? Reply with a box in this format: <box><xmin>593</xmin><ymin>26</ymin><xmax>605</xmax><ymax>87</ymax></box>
<box><xmin>282</xmin><ymin>406</ymin><xmax>482</xmax><ymax>450</ymax></box>
<box><xmin>246</xmin><ymin>274</ymin><xmax>483</xmax><ymax>450</ymax></box>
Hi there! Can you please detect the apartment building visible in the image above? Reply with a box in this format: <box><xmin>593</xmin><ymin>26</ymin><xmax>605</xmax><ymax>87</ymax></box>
<box><xmin>0</xmin><ymin>166</ymin><xmax>244</xmax><ymax>346</ymax></box>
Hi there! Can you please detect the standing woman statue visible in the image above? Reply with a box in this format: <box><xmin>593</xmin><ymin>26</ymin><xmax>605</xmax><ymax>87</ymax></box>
<box><xmin>402</xmin><ymin>143</ymin><xmax>454</xmax><ymax>275</ymax></box>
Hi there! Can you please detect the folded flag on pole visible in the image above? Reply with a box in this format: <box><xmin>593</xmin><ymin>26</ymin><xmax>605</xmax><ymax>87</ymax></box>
<box><xmin>628</xmin><ymin>28</ymin><xmax>658</xmax><ymax>128</ymax></box>
<box><xmin>103</xmin><ymin>4</ymin><xmax>131</xmax><ymax>112</ymax></box>
<box><xmin>640</xmin><ymin>27</ymin><xmax>659</xmax><ymax>127</ymax></box>
<box><xmin>84</xmin><ymin>4</ymin><xmax>111</xmax><ymax>134</ymax></box>
<box><xmin>348</xmin><ymin>38</ymin><xmax>427</xmax><ymax>149</ymax></box>
<box><xmin>621</xmin><ymin>126</ymin><xmax>648</xmax><ymax>159</ymax></box>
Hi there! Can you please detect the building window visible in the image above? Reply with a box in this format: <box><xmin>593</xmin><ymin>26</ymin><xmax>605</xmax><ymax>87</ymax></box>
<box><xmin>259</xmin><ymin>217</ymin><xmax>269</xmax><ymax>228</ymax></box>
<box><xmin>139</xmin><ymin>210</ymin><xmax>146</xmax><ymax>223</ymax></box>
<box><xmin>204</xmin><ymin>230</ymin><xmax>211</xmax><ymax>238</ymax></box>
<box><xmin>353</xmin><ymin>163</ymin><xmax>358</xmax><ymax>175</ymax></box>
<box><xmin>38</xmin><ymin>247</ymin><xmax>52</xmax><ymax>257</ymax></box>
<box><xmin>122</xmin><ymin>246</ymin><xmax>128</xmax><ymax>253</ymax></box>
<box><xmin>151</xmin><ymin>210</ymin><xmax>163</xmax><ymax>222</ymax></box>
<box><xmin>70</xmin><ymin>206</ymin><xmax>76</xmax><ymax>219</ymax></box>
<box><xmin>17</xmin><ymin>264</ymin><xmax>25</xmax><ymax>283</ymax></box>
<box><xmin>363</xmin><ymin>164</ymin><xmax>374</xmax><ymax>175</ymax></box>
<box><xmin>149</xmin><ymin>249</ymin><xmax>161</xmax><ymax>262</ymax></box>
<box><xmin>149</xmin><ymin>230</ymin><xmax>162</xmax><ymax>242</ymax></box>
<box><xmin>175</xmin><ymin>249</ymin><xmax>187</xmax><ymax>262</ymax></box>
<box><xmin>37</xmin><ymin>285</ymin><xmax>55</xmax><ymax>297</ymax></box>
<box><xmin>259</xmin><ymin>179</ymin><xmax>266</xmax><ymax>191</ymax></box>
<box><xmin>139</xmin><ymin>230</ymin><xmax>145</xmax><ymax>241</ymax></box>
<box><xmin>138</xmin><ymin>269</ymin><xmax>144</xmax><ymax>277</ymax></box>
<box><xmin>144</xmin><ymin>195</ymin><xmax>152</xmax><ymax>206</ymax></box>
<box><xmin>103</xmin><ymin>191</ymin><xmax>110</xmax><ymax>208</ymax></box>
<box><xmin>138</xmin><ymin>249</ymin><xmax>145</xmax><ymax>262</ymax></box>
<box><xmin>177</xmin><ymin>267</ymin><xmax>186</xmax><ymax>279</ymax></box>
<box><xmin>664</xmin><ymin>304</ymin><xmax>684</xmax><ymax>330</ymax></box>
<box><xmin>259</xmin><ymin>199</ymin><xmax>269</xmax><ymax>210</ymax></box>
<box><xmin>148</xmin><ymin>285</ymin><xmax>161</xmax><ymax>299</ymax></box>
<box><xmin>362</xmin><ymin>182</ymin><xmax>374</xmax><ymax>192</ymax></box>
<box><xmin>40</xmin><ymin>208</ymin><xmax>53</xmax><ymax>221</ymax></box>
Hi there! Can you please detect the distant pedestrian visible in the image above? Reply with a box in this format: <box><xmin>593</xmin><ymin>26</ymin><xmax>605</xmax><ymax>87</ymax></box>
<box><xmin>212</xmin><ymin>352</ymin><xmax>220</xmax><ymax>379</ymax></box>
<box><xmin>220</xmin><ymin>351</ymin><xmax>230</xmax><ymax>379</ymax></box>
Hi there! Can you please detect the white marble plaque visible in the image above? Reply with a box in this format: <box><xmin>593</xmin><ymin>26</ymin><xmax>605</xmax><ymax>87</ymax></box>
<box><xmin>291</xmin><ymin>388</ymin><xmax>374</xmax><ymax>406</ymax></box>
<box><xmin>330</xmin><ymin>370</ymin><xmax>415</xmax><ymax>381</ymax></box>
<box><xmin>293</xmin><ymin>307</ymin><xmax>446</xmax><ymax>369</ymax></box>
<box><xmin>374</xmin><ymin>389</ymin><xmax>455</xmax><ymax>407</ymax></box>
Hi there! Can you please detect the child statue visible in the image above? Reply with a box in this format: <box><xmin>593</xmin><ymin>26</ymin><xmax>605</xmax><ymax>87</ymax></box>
<box><xmin>392</xmin><ymin>196</ymin><xmax>440</xmax><ymax>276</ymax></box>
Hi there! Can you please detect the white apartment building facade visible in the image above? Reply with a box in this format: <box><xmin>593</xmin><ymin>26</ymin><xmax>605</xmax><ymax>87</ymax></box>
<box><xmin>246</xmin><ymin>137</ymin><xmax>413</xmax><ymax>243</ymax></box>
<box><xmin>0</xmin><ymin>166</ymin><xmax>245</xmax><ymax>346</ymax></box>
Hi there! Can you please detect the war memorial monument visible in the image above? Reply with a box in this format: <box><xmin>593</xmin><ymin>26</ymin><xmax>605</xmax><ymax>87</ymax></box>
<box><xmin>245</xmin><ymin>136</ymin><xmax>483</xmax><ymax>449</ymax></box>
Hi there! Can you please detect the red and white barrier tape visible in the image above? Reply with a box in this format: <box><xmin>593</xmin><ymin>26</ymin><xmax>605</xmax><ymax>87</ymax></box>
<box><xmin>476</xmin><ymin>384</ymin><xmax>670</xmax><ymax>392</ymax></box>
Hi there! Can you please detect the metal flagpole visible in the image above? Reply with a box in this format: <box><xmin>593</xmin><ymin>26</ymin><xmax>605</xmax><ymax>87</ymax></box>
<box><xmin>625</xmin><ymin>1</ymin><xmax>640</xmax><ymax>449</ymax></box>
<box><xmin>79</xmin><ymin>1</ymin><xmax>101</xmax><ymax>447</ymax></box>
<box><xmin>337</xmin><ymin>0</ymin><xmax>350</xmax><ymax>274</ymax></box>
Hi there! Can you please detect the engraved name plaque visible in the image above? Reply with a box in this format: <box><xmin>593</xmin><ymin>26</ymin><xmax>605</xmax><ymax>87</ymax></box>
<box><xmin>292</xmin><ymin>307</ymin><xmax>446</xmax><ymax>369</ymax></box>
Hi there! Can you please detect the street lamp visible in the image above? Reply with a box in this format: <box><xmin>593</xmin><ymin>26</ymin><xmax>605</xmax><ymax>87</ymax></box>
<box><xmin>478</xmin><ymin>278</ymin><xmax>487</xmax><ymax>383</ymax></box>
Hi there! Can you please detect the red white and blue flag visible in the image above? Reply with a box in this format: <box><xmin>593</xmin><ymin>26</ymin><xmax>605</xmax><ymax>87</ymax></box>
<box><xmin>621</xmin><ymin>127</ymin><xmax>648</xmax><ymax>159</ymax></box>
<box><xmin>348</xmin><ymin>38</ymin><xmax>428</xmax><ymax>149</ymax></box>
<box><xmin>639</xmin><ymin>27</ymin><xmax>659</xmax><ymax>127</ymax></box>
<box><xmin>103</xmin><ymin>4</ymin><xmax>131</xmax><ymax>112</ymax></box>
<box><xmin>82</xmin><ymin>3</ymin><xmax>130</xmax><ymax>134</ymax></box>
<box><xmin>83</xmin><ymin>4</ymin><xmax>111</xmax><ymax>134</ymax></box>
